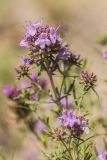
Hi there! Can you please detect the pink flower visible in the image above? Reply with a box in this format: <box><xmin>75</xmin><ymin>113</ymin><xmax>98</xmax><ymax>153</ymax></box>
<box><xmin>39</xmin><ymin>78</ymin><xmax>47</xmax><ymax>89</ymax></box>
<box><xmin>103</xmin><ymin>51</ymin><xmax>107</xmax><ymax>59</ymax></box>
<box><xmin>30</xmin><ymin>72</ymin><xmax>37</xmax><ymax>81</ymax></box>
<box><xmin>98</xmin><ymin>151</ymin><xmax>107</xmax><ymax>160</ymax></box>
<box><xmin>3</xmin><ymin>85</ymin><xmax>19</xmax><ymax>98</ymax></box>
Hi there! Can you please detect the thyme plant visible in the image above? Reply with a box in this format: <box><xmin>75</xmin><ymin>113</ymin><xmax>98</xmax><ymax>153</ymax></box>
<box><xmin>3</xmin><ymin>21</ymin><xmax>105</xmax><ymax>160</ymax></box>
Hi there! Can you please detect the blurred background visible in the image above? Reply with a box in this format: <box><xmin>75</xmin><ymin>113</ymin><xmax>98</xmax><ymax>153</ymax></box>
<box><xmin>1</xmin><ymin>0</ymin><xmax>107</xmax><ymax>159</ymax></box>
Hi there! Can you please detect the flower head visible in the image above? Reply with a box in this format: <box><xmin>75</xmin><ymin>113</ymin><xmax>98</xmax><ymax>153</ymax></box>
<box><xmin>51</xmin><ymin>128</ymin><xmax>66</xmax><ymax>140</ymax></box>
<box><xmin>30</xmin><ymin>72</ymin><xmax>37</xmax><ymax>81</ymax></box>
<box><xmin>80</xmin><ymin>71</ymin><xmax>97</xmax><ymax>91</ymax></box>
<box><xmin>22</xmin><ymin>56</ymin><xmax>30</xmax><ymax>65</ymax></box>
<box><xmin>3</xmin><ymin>85</ymin><xmax>19</xmax><ymax>98</ymax></box>
<box><xmin>20</xmin><ymin>21</ymin><xmax>81</xmax><ymax>73</ymax></box>
<box><xmin>15</xmin><ymin>63</ymin><xmax>29</xmax><ymax>79</ymax></box>
<box><xmin>39</xmin><ymin>78</ymin><xmax>47</xmax><ymax>89</ymax></box>
<box><xmin>57</xmin><ymin>110</ymin><xmax>89</xmax><ymax>136</ymax></box>
<box><xmin>20</xmin><ymin>21</ymin><xmax>61</xmax><ymax>52</ymax></box>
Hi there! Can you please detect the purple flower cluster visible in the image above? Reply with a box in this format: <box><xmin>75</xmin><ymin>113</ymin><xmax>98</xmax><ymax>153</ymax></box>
<box><xmin>20</xmin><ymin>22</ymin><xmax>61</xmax><ymax>52</ymax></box>
<box><xmin>19</xmin><ymin>21</ymin><xmax>81</xmax><ymax>73</ymax></box>
<box><xmin>3</xmin><ymin>84</ymin><xmax>32</xmax><ymax>101</ymax></box>
<box><xmin>98</xmin><ymin>151</ymin><xmax>107</xmax><ymax>160</ymax></box>
<box><xmin>3</xmin><ymin>83</ymin><xmax>39</xmax><ymax>119</ymax></box>
<box><xmin>57</xmin><ymin>110</ymin><xmax>89</xmax><ymax>136</ymax></box>
<box><xmin>3</xmin><ymin>78</ymin><xmax>47</xmax><ymax>101</ymax></box>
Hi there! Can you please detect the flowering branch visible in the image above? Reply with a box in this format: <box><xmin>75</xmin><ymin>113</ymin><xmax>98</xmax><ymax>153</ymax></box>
<box><xmin>3</xmin><ymin>21</ymin><xmax>99</xmax><ymax>160</ymax></box>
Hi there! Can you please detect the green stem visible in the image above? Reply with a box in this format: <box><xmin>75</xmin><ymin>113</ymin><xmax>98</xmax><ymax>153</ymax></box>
<box><xmin>47</xmin><ymin>72</ymin><xmax>58</xmax><ymax>101</ymax></box>
<box><xmin>60</xmin><ymin>139</ymin><xmax>73</xmax><ymax>160</ymax></box>
<box><xmin>59</xmin><ymin>76</ymin><xmax>65</xmax><ymax>96</ymax></box>
<box><xmin>77</xmin><ymin>91</ymin><xmax>87</xmax><ymax>113</ymax></box>
<box><xmin>72</xmin><ymin>79</ymin><xmax>78</xmax><ymax>106</ymax></box>
<box><xmin>76</xmin><ymin>139</ymin><xmax>80</xmax><ymax>160</ymax></box>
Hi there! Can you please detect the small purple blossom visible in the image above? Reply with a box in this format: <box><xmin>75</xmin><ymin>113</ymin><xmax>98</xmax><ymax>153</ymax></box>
<box><xmin>49</xmin><ymin>27</ymin><xmax>61</xmax><ymax>44</ymax></box>
<box><xmin>98</xmin><ymin>151</ymin><xmax>107</xmax><ymax>160</ymax></box>
<box><xmin>30</xmin><ymin>72</ymin><xmax>37</xmax><ymax>81</ymax></box>
<box><xmin>20</xmin><ymin>39</ymin><xmax>29</xmax><ymax>48</ymax></box>
<box><xmin>22</xmin><ymin>56</ymin><xmax>30</xmax><ymax>65</ymax></box>
<box><xmin>26</xmin><ymin>22</ymin><xmax>42</xmax><ymax>36</ymax></box>
<box><xmin>57</xmin><ymin>110</ymin><xmax>89</xmax><ymax>136</ymax></box>
<box><xmin>3</xmin><ymin>85</ymin><xmax>14</xmax><ymax>97</ymax></box>
<box><xmin>39</xmin><ymin>78</ymin><xmax>47</xmax><ymax>89</ymax></box>
<box><xmin>35</xmin><ymin>32</ymin><xmax>51</xmax><ymax>49</ymax></box>
<box><xmin>3</xmin><ymin>85</ymin><xmax>19</xmax><ymax>98</ymax></box>
<box><xmin>57</xmin><ymin>45</ymin><xmax>71</xmax><ymax>60</ymax></box>
<box><xmin>103</xmin><ymin>51</ymin><xmax>107</xmax><ymax>59</ymax></box>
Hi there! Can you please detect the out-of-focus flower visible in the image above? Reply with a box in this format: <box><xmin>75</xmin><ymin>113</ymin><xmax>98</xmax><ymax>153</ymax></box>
<box><xmin>60</xmin><ymin>97</ymin><xmax>72</xmax><ymax>109</ymax></box>
<box><xmin>103</xmin><ymin>51</ymin><xmax>107</xmax><ymax>59</ymax></box>
<box><xmin>20</xmin><ymin>147</ymin><xmax>39</xmax><ymax>160</ymax></box>
<box><xmin>56</xmin><ymin>45</ymin><xmax>81</xmax><ymax>67</ymax></box>
<box><xmin>18</xmin><ymin>81</ymin><xmax>31</xmax><ymax>90</ymax></box>
<box><xmin>57</xmin><ymin>110</ymin><xmax>89</xmax><ymax>136</ymax></box>
<box><xmin>35</xmin><ymin>120</ymin><xmax>46</xmax><ymax>133</ymax></box>
<box><xmin>39</xmin><ymin>78</ymin><xmax>47</xmax><ymax>89</ymax></box>
<box><xmin>3</xmin><ymin>85</ymin><xmax>19</xmax><ymax>98</ymax></box>
<box><xmin>29</xmin><ymin>94</ymin><xmax>39</xmax><ymax>101</ymax></box>
<box><xmin>98</xmin><ymin>151</ymin><xmax>107</xmax><ymax>160</ymax></box>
